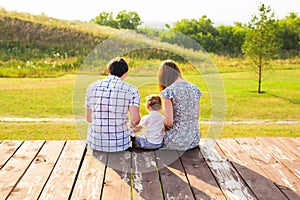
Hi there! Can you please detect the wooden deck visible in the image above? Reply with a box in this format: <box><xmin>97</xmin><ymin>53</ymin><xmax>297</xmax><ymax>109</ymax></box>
<box><xmin>0</xmin><ymin>137</ymin><xmax>299</xmax><ymax>200</ymax></box>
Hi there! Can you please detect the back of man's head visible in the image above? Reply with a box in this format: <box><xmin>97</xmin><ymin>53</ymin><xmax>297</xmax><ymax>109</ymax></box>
<box><xmin>108</xmin><ymin>57</ymin><xmax>128</xmax><ymax>77</ymax></box>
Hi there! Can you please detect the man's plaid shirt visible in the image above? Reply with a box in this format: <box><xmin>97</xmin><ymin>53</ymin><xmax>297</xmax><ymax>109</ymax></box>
<box><xmin>85</xmin><ymin>75</ymin><xmax>140</xmax><ymax>152</ymax></box>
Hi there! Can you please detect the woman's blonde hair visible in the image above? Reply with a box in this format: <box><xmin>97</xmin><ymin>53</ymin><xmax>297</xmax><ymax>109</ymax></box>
<box><xmin>158</xmin><ymin>60</ymin><xmax>182</xmax><ymax>92</ymax></box>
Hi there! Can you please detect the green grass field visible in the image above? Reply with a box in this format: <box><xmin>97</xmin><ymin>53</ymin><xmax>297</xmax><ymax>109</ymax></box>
<box><xmin>0</xmin><ymin>65</ymin><xmax>299</xmax><ymax>140</ymax></box>
<box><xmin>1</xmin><ymin>10</ymin><xmax>299</xmax><ymax>140</ymax></box>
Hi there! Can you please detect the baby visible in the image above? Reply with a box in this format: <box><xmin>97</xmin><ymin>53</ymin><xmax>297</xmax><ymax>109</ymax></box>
<box><xmin>131</xmin><ymin>94</ymin><xmax>164</xmax><ymax>149</ymax></box>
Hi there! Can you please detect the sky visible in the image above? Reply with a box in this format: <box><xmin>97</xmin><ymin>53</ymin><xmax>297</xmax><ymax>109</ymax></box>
<box><xmin>1</xmin><ymin>0</ymin><xmax>299</xmax><ymax>27</ymax></box>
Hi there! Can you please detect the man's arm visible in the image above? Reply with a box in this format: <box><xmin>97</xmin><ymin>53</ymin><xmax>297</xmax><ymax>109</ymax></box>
<box><xmin>129</xmin><ymin>106</ymin><xmax>140</xmax><ymax>127</ymax></box>
<box><xmin>86</xmin><ymin>108</ymin><xmax>92</xmax><ymax>123</ymax></box>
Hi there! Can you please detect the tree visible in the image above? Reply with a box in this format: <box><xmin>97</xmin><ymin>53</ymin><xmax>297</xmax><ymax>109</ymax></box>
<box><xmin>242</xmin><ymin>4</ymin><xmax>281</xmax><ymax>93</ymax></box>
<box><xmin>276</xmin><ymin>12</ymin><xmax>300</xmax><ymax>58</ymax></box>
<box><xmin>217</xmin><ymin>23</ymin><xmax>247</xmax><ymax>56</ymax></box>
<box><xmin>91</xmin><ymin>10</ymin><xmax>142</xmax><ymax>30</ymax></box>
<box><xmin>90</xmin><ymin>12</ymin><xmax>118</xmax><ymax>28</ymax></box>
<box><xmin>171</xmin><ymin>16</ymin><xmax>221</xmax><ymax>52</ymax></box>
<box><xmin>116</xmin><ymin>10</ymin><xmax>142</xmax><ymax>29</ymax></box>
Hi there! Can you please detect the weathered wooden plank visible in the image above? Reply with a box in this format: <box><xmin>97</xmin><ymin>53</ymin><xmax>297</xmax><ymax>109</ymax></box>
<box><xmin>237</xmin><ymin>138</ymin><xmax>300</xmax><ymax>199</ymax></box>
<box><xmin>39</xmin><ymin>140</ymin><xmax>86</xmax><ymax>199</ymax></box>
<box><xmin>102</xmin><ymin>151</ymin><xmax>132</xmax><ymax>200</ymax></box>
<box><xmin>217</xmin><ymin>138</ymin><xmax>287</xmax><ymax>200</ymax></box>
<box><xmin>131</xmin><ymin>150</ymin><xmax>163</xmax><ymax>200</ymax></box>
<box><xmin>0</xmin><ymin>140</ymin><xmax>44</xmax><ymax>199</ymax></box>
<box><xmin>180</xmin><ymin>147</ymin><xmax>226</xmax><ymax>200</ymax></box>
<box><xmin>277</xmin><ymin>137</ymin><xmax>300</xmax><ymax>158</ymax></box>
<box><xmin>7</xmin><ymin>140</ymin><xmax>66</xmax><ymax>199</ymax></box>
<box><xmin>258</xmin><ymin>137</ymin><xmax>300</xmax><ymax>179</ymax></box>
<box><xmin>156</xmin><ymin>149</ymin><xmax>194</xmax><ymax>200</ymax></box>
<box><xmin>0</xmin><ymin>140</ymin><xmax>23</xmax><ymax>169</ymax></box>
<box><xmin>70</xmin><ymin>148</ymin><xmax>106</xmax><ymax>200</ymax></box>
<box><xmin>200</xmin><ymin>139</ymin><xmax>257</xmax><ymax>200</ymax></box>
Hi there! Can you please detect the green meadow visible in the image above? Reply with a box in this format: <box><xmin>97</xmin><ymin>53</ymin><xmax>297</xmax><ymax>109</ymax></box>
<box><xmin>0</xmin><ymin>60</ymin><xmax>299</xmax><ymax>140</ymax></box>
<box><xmin>0</xmin><ymin>10</ymin><xmax>299</xmax><ymax>140</ymax></box>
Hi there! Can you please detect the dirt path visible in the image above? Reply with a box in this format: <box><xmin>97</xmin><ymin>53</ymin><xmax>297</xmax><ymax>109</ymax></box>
<box><xmin>1</xmin><ymin>117</ymin><xmax>299</xmax><ymax>125</ymax></box>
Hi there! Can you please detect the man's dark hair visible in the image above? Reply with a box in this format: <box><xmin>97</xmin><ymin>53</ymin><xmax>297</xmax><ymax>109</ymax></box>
<box><xmin>108</xmin><ymin>57</ymin><xmax>128</xmax><ymax>77</ymax></box>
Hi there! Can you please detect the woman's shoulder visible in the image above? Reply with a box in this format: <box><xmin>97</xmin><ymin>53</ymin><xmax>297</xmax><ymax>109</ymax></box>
<box><xmin>179</xmin><ymin>81</ymin><xmax>202</xmax><ymax>97</ymax></box>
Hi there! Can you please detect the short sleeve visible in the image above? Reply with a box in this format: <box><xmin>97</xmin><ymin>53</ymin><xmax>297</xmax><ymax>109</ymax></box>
<box><xmin>160</xmin><ymin>87</ymin><xmax>173</xmax><ymax>99</ymax></box>
<box><xmin>84</xmin><ymin>82</ymin><xmax>96</xmax><ymax>109</ymax></box>
<box><xmin>196</xmin><ymin>87</ymin><xmax>202</xmax><ymax>98</ymax></box>
<box><xmin>140</xmin><ymin>115</ymin><xmax>150</xmax><ymax>127</ymax></box>
<box><xmin>129</xmin><ymin>86</ymin><xmax>140</xmax><ymax>107</ymax></box>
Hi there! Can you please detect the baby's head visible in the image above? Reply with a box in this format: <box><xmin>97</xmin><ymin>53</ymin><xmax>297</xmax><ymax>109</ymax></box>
<box><xmin>146</xmin><ymin>94</ymin><xmax>162</xmax><ymax>111</ymax></box>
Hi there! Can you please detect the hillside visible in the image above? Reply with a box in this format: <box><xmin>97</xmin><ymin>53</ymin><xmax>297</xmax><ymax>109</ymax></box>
<box><xmin>0</xmin><ymin>9</ymin><xmax>212</xmax><ymax>77</ymax></box>
<box><xmin>0</xmin><ymin>9</ymin><xmax>122</xmax><ymax>60</ymax></box>
<box><xmin>0</xmin><ymin>9</ymin><xmax>124</xmax><ymax>77</ymax></box>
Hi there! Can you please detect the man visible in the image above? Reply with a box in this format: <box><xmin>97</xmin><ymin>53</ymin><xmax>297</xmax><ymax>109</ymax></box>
<box><xmin>85</xmin><ymin>57</ymin><xmax>140</xmax><ymax>152</ymax></box>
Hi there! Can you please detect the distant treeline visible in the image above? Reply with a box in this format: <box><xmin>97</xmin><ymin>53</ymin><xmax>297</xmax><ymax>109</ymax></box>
<box><xmin>140</xmin><ymin>13</ymin><xmax>300</xmax><ymax>58</ymax></box>
<box><xmin>91</xmin><ymin>10</ymin><xmax>299</xmax><ymax>58</ymax></box>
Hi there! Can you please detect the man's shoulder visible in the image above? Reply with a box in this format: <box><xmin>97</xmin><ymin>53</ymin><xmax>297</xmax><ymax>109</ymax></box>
<box><xmin>87</xmin><ymin>80</ymin><xmax>103</xmax><ymax>90</ymax></box>
<box><xmin>117</xmin><ymin>80</ymin><xmax>138</xmax><ymax>92</ymax></box>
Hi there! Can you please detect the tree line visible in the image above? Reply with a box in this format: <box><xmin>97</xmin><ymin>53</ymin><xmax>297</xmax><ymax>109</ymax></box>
<box><xmin>91</xmin><ymin>7</ymin><xmax>299</xmax><ymax>59</ymax></box>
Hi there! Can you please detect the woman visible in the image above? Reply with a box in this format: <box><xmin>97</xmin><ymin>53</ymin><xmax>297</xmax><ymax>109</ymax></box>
<box><xmin>158</xmin><ymin>60</ymin><xmax>202</xmax><ymax>151</ymax></box>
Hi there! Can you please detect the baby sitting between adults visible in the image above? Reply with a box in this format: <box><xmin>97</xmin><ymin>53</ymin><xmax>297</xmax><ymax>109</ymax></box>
<box><xmin>131</xmin><ymin>94</ymin><xmax>165</xmax><ymax>150</ymax></box>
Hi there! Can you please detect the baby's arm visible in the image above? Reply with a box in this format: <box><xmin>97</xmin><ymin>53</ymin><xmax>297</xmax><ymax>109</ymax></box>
<box><xmin>132</xmin><ymin>125</ymin><xmax>143</xmax><ymax>132</ymax></box>
<box><xmin>132</xmin><ymin>114</ymin><xmax>149</xmax><ymax>132</ymax></box>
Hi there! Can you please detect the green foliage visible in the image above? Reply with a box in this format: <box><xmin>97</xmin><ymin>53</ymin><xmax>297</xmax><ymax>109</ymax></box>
<box><xmin>217</xmin><ymin>22</ymin><xmax>247</xmax><ymax>56</ymax></box>
<box><xmin>90</xmin><ymin>12</ymin><xmax>119</xmax><ymax>28</ymax></box>
<box><xmin>140</xmin><ymin>16</ymin><xmax>248</xmax><ymax>56</ymax></box>
<box><xmin>138</xmin><ymin>11</ymin><xmax>299</xmax><ymax>58</ymax></box>
<box><xmin>116</xmin><ymin>10</ymin><xmax>141</xmax><ymax>29</ymax></box>
<box><xmin>276</xmin><ymin>12</ymin><xmax>300</xmax><ymax>58</ymax></box>
<box><xmin>242</xmin><ymin>4</ymin><xmax>281</xmax><ymax>60</ymax></box>
<box><xmin>171</xmin><ymin>16</ymin><xmax>222</xmax><ymax>52</ymax></box>
<box><xmin>91</xmin><ymin>10</ymin><xmax>142</xmax><ymax>30</ymax></box>
<box><xmin>242</xmin><ymin>3</ymin><xmax>282</xmax><ymax>93</ymax></box>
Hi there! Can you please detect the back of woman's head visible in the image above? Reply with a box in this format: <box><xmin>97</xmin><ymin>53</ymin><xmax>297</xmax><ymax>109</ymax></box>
<box><xmin>107</xmin><ymin>57</ymin><xmax>128</xmax><ymax>77</ymax></box>
<box><xmin>158</xmin><ymin>60</ymin><xmax>182</xmax><ymax>91</ymax></box>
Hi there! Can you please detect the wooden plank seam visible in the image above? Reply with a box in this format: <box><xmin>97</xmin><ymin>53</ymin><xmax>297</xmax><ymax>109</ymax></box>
<box><xmin>7</xmin><ymin>140</ymin><xmax>46</xmax><ymax>199</ymax></box>
<box><xmin>178</xmin><ymin>150</ymin><xmax>197</xmax><ymax>200</ymax></box>
<box><xmin>35</xmin><ymin>141</ymin><xmax>67</xmax><ymax>200</ymax></box>
<box><xmin>68</xmin><ymin>145</ymin><xmax>88</xmax><ymax>199</ymax></box>
<box><xmin>0</xmin><ymin>141</ymin><xmax>24</xmax><ymax>171</ymax></box>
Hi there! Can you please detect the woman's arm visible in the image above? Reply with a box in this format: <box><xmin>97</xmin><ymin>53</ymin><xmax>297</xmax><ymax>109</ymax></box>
<box><xmin>197</xmin><ymin>99</ymin><xmax>200</xmax><ymax>119</ymax></box>
<box><xmin>163</xmin><ymin>98</ymin><xmax>173</xmax><ymax>127</ymax></box>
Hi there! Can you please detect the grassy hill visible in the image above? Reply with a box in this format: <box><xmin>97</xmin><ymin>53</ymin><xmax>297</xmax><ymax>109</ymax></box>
<box><xmin>0</xmin><ymin>9</ymin><xmax>214</xmax><ymax>77</ymax></box>
<box><xmin>0</xmin><ymin>9</ymin><xmax>121</xmax><ymax>77</ymax></box>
